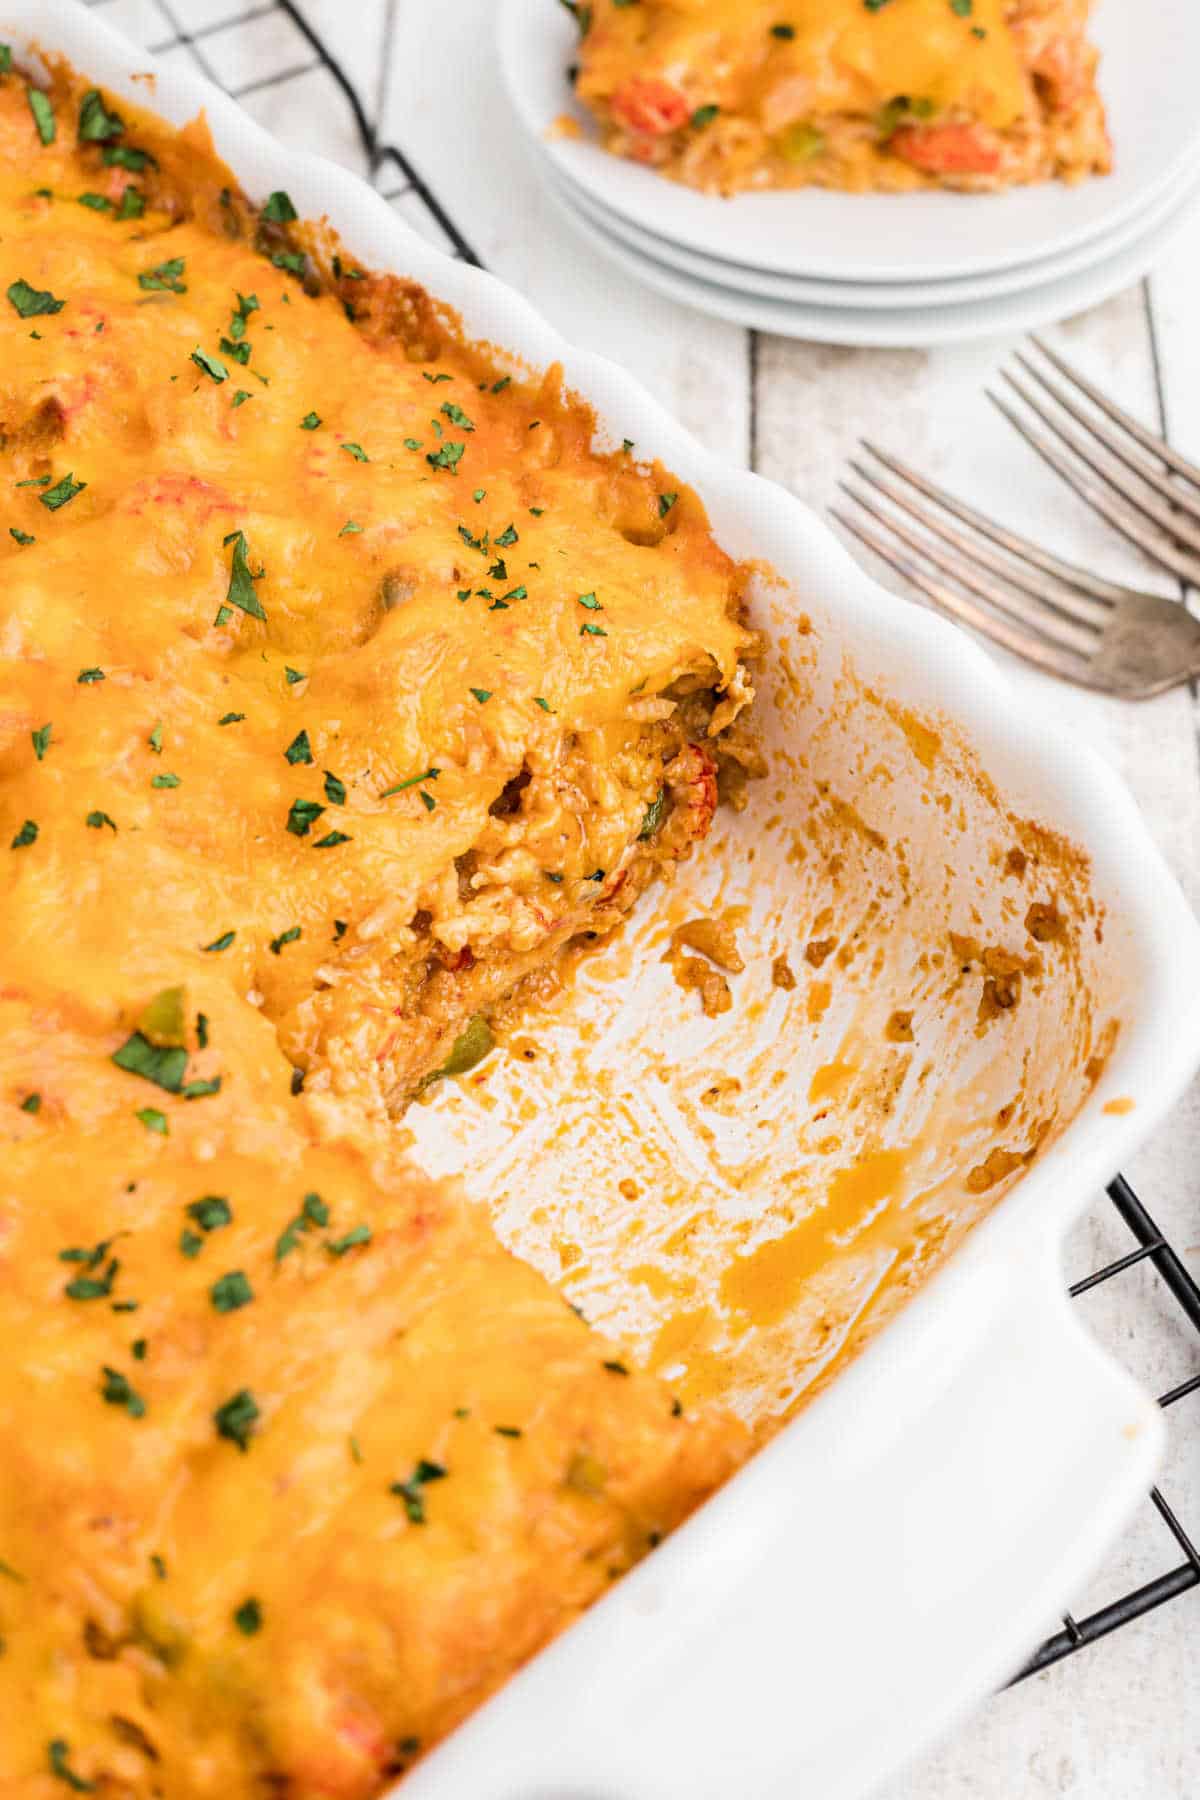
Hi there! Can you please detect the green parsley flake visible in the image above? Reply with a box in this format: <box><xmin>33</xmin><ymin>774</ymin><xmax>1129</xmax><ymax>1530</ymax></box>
<box><xmin>380</xmin><ymin>766</ymin><xmax>440</xmax><ymax>799</ymax></box>
<box><xmin>222</xmin><ymin>529</ymin><xmax>267</xmax><ymax>620</ymax></box>
<box><xmin>7</xmin><ymin>278</ymin><xmax>64</xmax><ymax>318</ymax></box>
<box><xmin>31</xmin><ymin>723</ymin><xmax>51</xmax><ymax>760</ymax></box>
<box><xmin>187</xmin><ymin>1195</ymin><xmax>232</xmax><ymax>1231</ymax></box>
<box><xmin>47</xmin><ymin>1739</ymin><xmax>94</xmax><ymax>1792</ymax></box>
<box><xmin>105</xmin><ymin>143</ymin><xmax>156</xmax><ymax>171</ymax></box>
<box><xmin>338</xmin><ymin>520</ymin><xmax>362</xmax><ymax>535</ymax></box>
<box><xmin>231</xmin><ymin>389</ymin><xmax>252</xmax><ymax>408</ymax></box>
<box><xmin>341</xmin><ymin>441</ymin><xmax>369</xmax><ymax>462</ymax></box>
<box><xmin>577</xmin><ymin>592</ymin><xmax>602</xmax><ymax>610</ymax></box>
<box><xmin>323</xmin><ymin>770</ymin><xmax>346</xmax><ymax>805</ymax></box>
<box><xmin>441</xmin><ymin>402</ymin><xmax>475</xmax><ymax>432</ymax></box>
<box><xmin>10</xmin><ymin>819</ymin><xmax>37</xmax><ymax>849</ymax></box>
<box><xmin>261</xmin><ymin>190</ymin><xmax>297</xmax><ymax>222</ymax></box>
<box><xmin>78</xmin><ymin>89</ymin><xmax>124</xmax><ymax>143</ymax></box>
<box><xmin>117</xmin><ymin>186</ymin><xmax>145</xmax><ymax>220</ymax></box>
<box><xmin>313</xmin><ymin>829</ymin><xmax>351</xmax><ymax>849</ymax></box>
<box><xmin>284</xmin><ymin>729</ymin><xmax>313</xmax><ymax>765</ymax></box>
<box><xmin>390</xmin><ymin>1458</ymin><xmax>447</xmax><ymax>1524</ymax></box>
<box><xmin>286</xmin><ymin>797</ymin><xmax>324</xmax><ymax>838</ymax></box>
<box><xmin>191</xmin><ymin>346</ymin><xmax>227</xmax><ymax>384</ymax></box>
<box><xmin>9</xmin><ymin>527</ymin><xmax>35</xmax><ymax>545</ymax></box>
<box><xmin>86</xmin><ymin>810</ymin><xmax>117</xmax><ymax>832</ymax></box>
<box><xmin>21</xmin><ymin>1093</ymin><xmax>41</xmax><ymax>1114</ymax></box>
<box><xmin>327</xmin><ymin>1224</ymin><xmax>371</xmax><ymax>1256</ymax></box>
<box><xmin>112</xmin><ymin>1032</ymin><xmax>187</xmax><ymax>1094</ymax></box>
<box><xmin>77</xmin><ymin>668</ymin><xmax>104</xmax><ymax>683</ymax></box>
<box><xmin>218</xmin><ymin>712</ymin><xmax>245</xmax><ymax>725</ymax></box>
<box><xmin>269</xmin><ymin>925</ymin><xmax>301</xmax><ymax>955</ymax></box>
<box><xmin>426</xmin><ymin>441</ymin><xmax>464</xmax><ymax>473</ymax></box>
<box><xmin>300</xmin><ymin>412</ymin><xmax>321</xmax><ymax>430</ymax></box>
<box><xmin>210</xmin><ymin>1270</ymin><xmax>253</xmax><ymax>1313</ymax></box>
<box><xmin>214</xmin><ymin>1387</ymin><xmax>259</xmax><ymax>1451</ymax></box>
<box><xmin>100</xmin><ymin>1365</ymin><xmax>145</xmax><ymax>1418</ymax></box>
<box><xmin>580</xmin><ymin>622</ymin><xmax>608</xmax><ymax>637</ymax></box>
<box><xmin>469</xmin><ymin>688</ymin><xmax>492</xmax><ymax>704</ymax></box>
<box><xmin>40</xmin><ymin>473</ymin><xmax>86</xmax><ymax>511</ymax></box>
<box><xmin>138</xmin><ymin>256</ymin><xmax>186</xmax><ymax>293</ymax></box>
<box><xmin>150</xmin><ymin>772</ymin><xmax>180</xmax><ymax>789</ymax></box>
<box><xmin>234</xmin><ymin>1597</ymin><xmax>262</xmax><ymax>1635</ymax></box>
<box><xmin>494</xmin><ymin>523</ymin><xmax>519</xmax><ymax>547</ymax></box>
<box><xmin>136</xmin><ymin>1107</ymin><xmax>168</xmax><ymax>1135</ymax></box>
<box><xmin>27</xmin><ymin>88</ymin><xmax>55</xmax><ymax>146</ymax></box>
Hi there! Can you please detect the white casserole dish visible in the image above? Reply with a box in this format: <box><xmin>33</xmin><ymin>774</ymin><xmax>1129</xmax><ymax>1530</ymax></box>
<box><xmin>16</xmin><ymin>5</ymin><xmax>1200</xmax><ymax>1796</ymax></box>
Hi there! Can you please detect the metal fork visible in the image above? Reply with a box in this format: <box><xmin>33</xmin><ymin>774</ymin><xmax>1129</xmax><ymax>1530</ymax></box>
<box><xmin>831</xmin><ymin>336</ymin><xmax>1200</xmax><ymax>699</ymax></box>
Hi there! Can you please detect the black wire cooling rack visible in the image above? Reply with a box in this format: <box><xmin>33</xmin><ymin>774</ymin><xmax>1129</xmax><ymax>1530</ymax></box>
<box><xmin>81</xmin><ymin>0</ymin><xmax>1200</xmax><ymax>1686</ymax></box>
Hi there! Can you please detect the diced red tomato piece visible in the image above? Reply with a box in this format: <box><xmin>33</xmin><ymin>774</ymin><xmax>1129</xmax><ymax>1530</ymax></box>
<box><xmin>610</xmin><ymin>77</ymin><xmax>691</xmax><ymax>137</ymax></box>
<box><xmin>889</xmin><ymin>122</ymin><xmax>1002</xmax><ymax>176</ymax></box>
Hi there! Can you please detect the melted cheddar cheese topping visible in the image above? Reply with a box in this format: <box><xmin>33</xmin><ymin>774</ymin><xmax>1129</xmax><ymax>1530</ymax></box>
<box><xmin>0</xmin><ymin>62</ymin><xmax>753</xmax><ymax>1798</ymax></box>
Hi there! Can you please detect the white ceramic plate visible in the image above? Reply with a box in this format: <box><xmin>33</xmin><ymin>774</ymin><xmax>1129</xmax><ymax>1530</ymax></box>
<box><xmin>552</xmin><ymin>149</ymin><xmax>1200</xmax><ymax>312</ymax></box>
<box><xmin>540</xmin><ymin>158</ymin><xmax>1200</xmax><ymax>347</ymax></box>
<box><xmin>500</xmin><ymin>0</ymin><xmax>1200</xmax><ymax>284</ymax></box>
<box><xmin>15</xmin><ymin>8</ymin><xmax>1200</xmax><ymax>1800</ymax></box>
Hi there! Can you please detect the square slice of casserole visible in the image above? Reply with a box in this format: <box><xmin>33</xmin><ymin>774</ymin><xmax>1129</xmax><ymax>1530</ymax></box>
<box><xmin>571</xmin><ymin>0</ymin><xmax>1111</xmax><ymax>194</ymax></box>
<box><xmin>0</xmin><ymin>60</ymin><xmax>755</xmax><ymax>1797</ymax></box>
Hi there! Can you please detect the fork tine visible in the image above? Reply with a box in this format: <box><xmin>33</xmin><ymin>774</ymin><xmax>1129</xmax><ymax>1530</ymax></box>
<box><xmin>839</xmin><ymin>483</ymin><xmax>1099</xmax><ymax>657</ymax></box>
<box><xmin>1013</xmin><ymin>350</ymin><xmax>1200</xmax><ymax>529</ymax></box>
<box><xmin>848</xmin><ymin>456</ymin><xmax>1109</xmax><ymax>628</ymax></box>
<box><xmin>1030</xmin><ymin>334</ymin><xmax>1200</xmax><ymax>494</ymax></box>
<box><xmin>1003</xmin><ymin>366</ymin><xmax>1200</xmax><ymax>556</ymax></box>
<box><xmin>860</xmin><ymin>440</ymin><xmax>1136</xmax><ymax>604</ymax></box>
<box><xmin>830</xmin><ymin>506</ymin><xmax>1113</xmax><ymax>692</ymax></box>
<box><xmin>988</xmin><ymin>388</ymin><xmax>1200</xmax><ymax>586</ymax></box>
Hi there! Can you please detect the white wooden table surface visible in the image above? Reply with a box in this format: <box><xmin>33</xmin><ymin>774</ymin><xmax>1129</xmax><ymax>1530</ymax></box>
<box><xmin>86</xmin><ymin>0</ymin><xmax>1200</xmax><ymax>1792</ymax></box>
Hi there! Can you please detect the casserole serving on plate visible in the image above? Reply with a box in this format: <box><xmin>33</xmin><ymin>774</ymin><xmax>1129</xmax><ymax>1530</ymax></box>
<box><xmin>568</xmin><ymin>0</ymin><xmax>1110</xmax><ymax>195</ymax></box>
<box><xmin>4</xmin><ymin>5</ymin><xmax>1200</xmax><ymax>1799</ymax></box>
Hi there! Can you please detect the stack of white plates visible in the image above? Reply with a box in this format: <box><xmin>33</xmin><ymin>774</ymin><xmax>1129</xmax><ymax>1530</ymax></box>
<box><xmin>499</xmin><ymin>0</ymin><xmax>1200</xmax><ymax>347</ymax></box>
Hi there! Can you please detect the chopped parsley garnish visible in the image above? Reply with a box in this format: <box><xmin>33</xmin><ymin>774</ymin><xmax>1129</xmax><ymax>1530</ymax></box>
<box><xmin>658</xmin><ymin>491</ymin><xmax>678</xmax><ymax>517</ymax></box>
<box><xmin>10</xmin><ymin>819</ymin><xmax>37</xmax><ymax>849</ymax></box>
<box><xmin>100</xmin><ymin>1365</ymin><xmax>145</xmax><ymax>1418</ymax></box>
<box><xmin>389</xmin><ymin>1458</ymin><xmax>447</xmax><ymax>1524</ymax></box>
<box><xmin>21</xmin><ymin>1093</ymin><xmax>40</xmax><ymax>1114</ymax></box>
<box><xmin>234</xmin><ymin>1597</ymin><xmax>262</xmax><ymax>1635</ymax></box>
<box><xmin>577</xmin><ymin>591</ymin><xmax>602</xmax><ymax>610</ymax></box>
<box><xmin>112</xmin><ymin>1032</ymin><xmax>187</xmax><ymax>1094</ymax></box>
<box><xmin>117</xmin><ymin>186</ymin><xmax>144</xmax><ymax>220</ymax></box>
<box><xmin>284</xmin><ymin>729</ymin><xmax>312</xmax><ymax>765</ymax></box>
<box><xmin>692</xmin><ymin>104</ymin><xmax>720</xmax><ymax>127</ymax></box>
<box><xmin>285</xmin><ymin>667</ymin><xmax>306</xmax><ymax>684</ymax></box>
<box><xmin>179</xmin><ymin>1228</ymin><xmax>203</xmax><ymax>1259</ymax></box>
<box><xmin>494</xmin><ymin>1424</ymin><xmax>522</xmax><ymax>1438</ymax></box>
<box><xmin>327</xmin><ymin>1224</ymin><xmax>371</xmax><ymax>1256</ymax></box>
<box><xmin>260</xmin><ymin>189</ymin><xmax>297</xmax><ymax>222</ymax></box>
<box><xmin>231</xmin><ymin>389</ymin><xmax>252</xmax><ymax>408</ymax></box>
<box><xmin>190</xmin><ymin>346</ymin><xmax>227</xmax><ymax>384</ymax></box>
<box><xmin>77</xmin><ymin>667</ymin><xmax>104</xmax><ymax>683</ymax></box>
<box><xmin>276</xmin><ymin>1190</ymin><xmax>328</xmax><ymax>1259</ymax></box>
<box><xmin>7</xmin><ymin>278</ymin><xmax>64</xmax><ymax>318</ymax></box>
<box><xmin>217</xmin><ymin>712</ymin><xmax>245</xmax><ymax>725</ymax></box>
<box><xmin>323</xmin><ymin>770</ymin><xmax>346</xmax><ymax>804</ymax></box>
<box><xmin>534</xmin><ymin>696</ymin><xmax>554</xmax><ymax>712</ymax></box>
<box><xmin>136</xmin><ymin>1107</ymin><xmax>168</xmax><ymax>1135</ymax></box>
<box><xmin>77</xmin><ymin>193</ymin><xmax>114</xmax><ymax>212</ymax></box>
<box><xmin>132</xmin><ymin>1339</ymin><xmax>147</xmax><ymax>1360</ymax></box>
<box><xmin>40</xmin><ymin>473</ymin><xmax>85</xmax><ymax>511</ymax></box>
<box><xmin>313</xmin><ymin>829</ymin><xmax>351</xmax><ymax>848</ymax></box>
<box><xmin>286</xmin><ymin>797</ymin><xmax>324</xmax><ymax>837</ymax></box>
<box><xmin>27</xmin><ymin>88</ymin><xmax>56</xmax><ymax>146</ymax></box>
<box><xmin>494</xmin><ymin>523</ymin><xmax>519</xmax><ymax>547</ymax></box>
<box><xmin>602</xmin><ymin>1359</ymin><xmax>630</xmax><ymax>1375</ymax></box>
<box><xmin>380</xmin><ymin>766</ymin><xmax>440</xmax><ymax>798</ymax></box>
<box><xmin>86</xmin><ymin>810</ymin><xmax>117</xmax><ymax>832</ymax></box>
<box><xmin>222</xmin><ymin>529</ymin><xmax>266</xmax><ymax>620</ymax></box>
<box><xmin>203</xmin><ymin>930</ymin><xmax>236</xmax><ymax>953</ymax></box>
<box><xmin>422</xmin><ymin>371</ymin><xmax>452</xmax><ymax>384</ymax></box>
<box><xmin>469</xmin><ymin>688</ymin><xmax>492</xmax><ymax>704</ymax></box>
<box><xmin>138</xmin><ymin>256</ymin><xmax>186</xmax><ymax>293</ymax></box>
<box><xmin>9</xmin><ymin>527</ymin><xmax>35</xmax><ymax>545</ymax></box>
<box><xmin>210</xmin><ymin>1270</ymin><xmax>253</xmax><ymax>1313</ymax></box>
<box><xmin>300</xmin><ymin>411</ymin><xmax>321</xmax><ymax>430</ymax></box>
<box><xmin>771</xmin><ymin>21</ymin><xmax>797</xmax><ymax>36</ymax></box>
<box><xmin>150</xmin><ymin>772</ymin><xmax>180</xmax><ymax>789</ymax></box>
<box><xmin>269</xmin><ymin>925</ymin><xmax>301</xmax><ymax>954</ymax></box>
<box><xmin>78</xmin><ymin>89</ymin><xmax>124</xmax><ymax>143</ymax></box>
<box><xmin>187</xmin><ymin>1195</ymin><xmax>232</xmax><ymax>1231</ymax></box>
<box><xmin>47</xmin><ymin>1740</ymin><xmax>94</xmax><ymax>1792</ymax></box>
<box><xmin>104</xmin><ymin>143</ymin><xmax>156</xmax><ymax>171</ymax></box>
<box><xmin>147</xmin><ymin>721</ymin><xmax>163</xmax><ymax>754</ymax></box>
<box><xmin>31</xmin><ymin>723</ymin><xmax>51</xmax><ymax>760</ymax></box>
<box><xmin>639</xmin><ymin>789</ymin><xmax>666</xmax><ymax>839</ymax></box>
<box><xmin>341</xmin><ymin>441</ymin><xmax>368</xmax><ymax>461</ymax></box>
<box><xmin>214</xmin><ymin>1387</ymin><xmax>259</xmax><ymax>1451</ymax></box>
<box><xmin>441</xmin><ymin>401</ymin><xmax>475</xmax><ymax>431</ymax></box>
<box><xmin>579</xmin><ymin>621</ymin><xmax>607</xmax><ymax>637</ymax></box>
<box><xmin>426</xmin><ymin>441</ymin><xmax>464</xmax><ymax>473</ymax></box>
